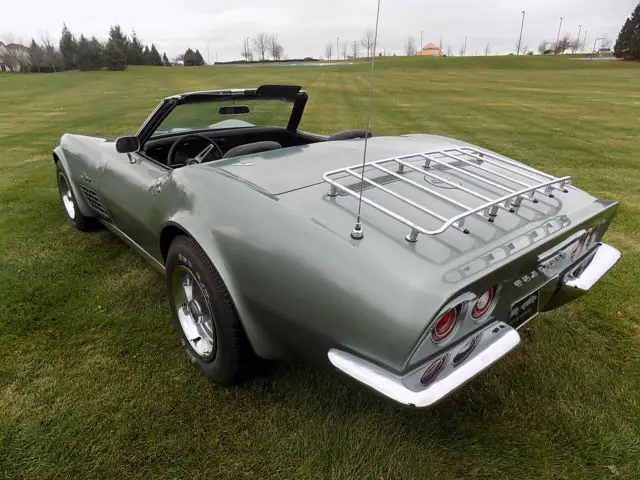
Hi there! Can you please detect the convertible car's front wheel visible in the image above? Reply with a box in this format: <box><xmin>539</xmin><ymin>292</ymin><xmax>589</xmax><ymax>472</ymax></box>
<box><xmin>166</xmin><ymin>235</ymin><xmax>255</xmax><ymax>385</ymax></box>
<box><xmin>55</xmin><ymin>163</ymin><xmax>100</xmax><ymax>232</ymax></box>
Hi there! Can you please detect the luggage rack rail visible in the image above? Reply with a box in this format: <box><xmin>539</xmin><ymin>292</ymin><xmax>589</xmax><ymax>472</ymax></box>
<box><xmin>323</xmin><ymin>147</ymin><xmax>572</xmax><ymax>242</ymax></box>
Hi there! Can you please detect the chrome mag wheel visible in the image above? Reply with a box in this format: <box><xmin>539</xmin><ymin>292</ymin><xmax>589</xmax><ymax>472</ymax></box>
<box><xmin>171</xmin><ymin>265</ymin><xmax>217</xmax><ymax>360</ymax></box>
<box><xmin>58</xmin><ymin>172</ymin><xmax>76</xmax><ymax>220</ymax></box>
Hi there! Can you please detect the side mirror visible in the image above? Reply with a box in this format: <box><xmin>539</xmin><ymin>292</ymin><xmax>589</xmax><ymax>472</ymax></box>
<box><xmin>115</xmin><ymin>136</ymin><xmax>140</xmax><ymax>154</ymax></box>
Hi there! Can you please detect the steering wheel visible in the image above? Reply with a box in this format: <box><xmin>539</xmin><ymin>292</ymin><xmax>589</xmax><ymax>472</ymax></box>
<box><xmin>166</xmin><ymin>134</ymin><xmax>223</xmax><ymax>167</ymax></box>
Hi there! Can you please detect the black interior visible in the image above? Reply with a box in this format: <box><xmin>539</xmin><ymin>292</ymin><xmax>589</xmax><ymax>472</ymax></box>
<box><xmin>143</xmin><ymin>126</ymin><xmax>325</xmax><ymax>166</ymax></box>
<box><xmin>142</xmin><ymin>126</ymin><xmax>372</xmax><ymax>168</ymax></box>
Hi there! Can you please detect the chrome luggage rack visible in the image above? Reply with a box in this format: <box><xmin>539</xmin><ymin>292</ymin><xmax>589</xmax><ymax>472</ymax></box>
<box><xmin>323</xmin><ymin>147</ymin><xmax>572</xmax><ymax>242</ymax></box>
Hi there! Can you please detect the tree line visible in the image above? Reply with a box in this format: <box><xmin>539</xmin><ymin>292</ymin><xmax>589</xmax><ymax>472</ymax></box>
<box><xmin>0</xmin><ymin>24</ymin><xmax>208</xmax><ymax>72</ymax></box>
<box><xmin>240</xmin><ymin>33</ymin><xmax>286</xmax><ymax>62</ymax></box>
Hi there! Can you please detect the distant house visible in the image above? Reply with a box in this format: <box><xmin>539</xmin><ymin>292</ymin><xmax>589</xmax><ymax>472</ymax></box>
<box><xmin>0</xmin><ymin>41</ymin><xmax>31</xmax><ymax>72</ymax></box>
<box><xmin>416</xmin><ymin>42</ymin><xmax>442</xmax><ymax>56</ymax></box>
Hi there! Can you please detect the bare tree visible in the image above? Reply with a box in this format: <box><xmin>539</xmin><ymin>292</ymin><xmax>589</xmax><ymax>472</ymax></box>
<box><xmin>522</xmin><ymin>45</ymin><xmax>529</xmax><ymax>55</ymax></box>
<box><xmin>459</xmin><ymin>45</ymin><xmax>466</xmax><ymax>56</ymax></box>
<box><xmin>267</xmin><ymin>34</ymin><xmax>284</xmax><ymax>61</ymax></box>
<box><xmin>241</xmin><ymin>37</ymin><xmax>253</xmax><ymax>62</ymax></box>
<box><xmin>446</xmin><ymin>45</ymin><xmax>452</xmax><ymax>56</ymax></box>
<box><xmin>404</xmin><ymin>36</ymin><xmax>417</xmax><ymax>56</ymax></box>
<box><xmin>341</xmin><ymin>42</ymin><xmax>348</xmax><ymax>60</ymax></box>
<box><xmin>554</xmin><ymin>33</ymin><xmax>572</xmax><ymax>54</ymax></box>
<box><xmin>361</xmin><ymin>30</ymin><xmax>375</xmax><ymax>58</ymax></box>
<box><xmin>351</xmin><ymin>40</ymin><xmax>360</xmax><ymax>58</ymax></box>
<box><xmin>538</xmin><ymin>40</ymin><xmax>549</xmax><ymax>55</ymax></box>
<box><xmin>40</xmin><ymin>31</ymin><xmax>59</xmax><ymax>72</ymax></box>
<box><xmin>601</xmin><ymin>37</ymin><xmax>612</xmax><ymax>50</ymax></box>
<box><xmin>484</xmin><ymin>42</ymin><xmax>491</xmax><ymax>56</ymax></box>
<box><xmin>324</xmin><ymin>41</ymin><xmax>333</xmax><ymax>60</ymax></box>
<box><xmin>252</xmin><ymin>32</ymin><xmax>269</xmax><ymax>61</ymax></box>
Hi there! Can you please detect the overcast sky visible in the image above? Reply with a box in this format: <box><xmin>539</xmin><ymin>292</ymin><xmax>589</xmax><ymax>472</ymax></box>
<box><xmin>2</xmin><ymin>0</ymin><xmax>635</xmax><ymax>61</ymax></box>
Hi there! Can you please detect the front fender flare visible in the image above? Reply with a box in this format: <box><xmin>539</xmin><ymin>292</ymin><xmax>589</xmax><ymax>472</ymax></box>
<box><xmin>53</xmin><ymin>146</ymin><xmax>94</xmax><ymax>218</ymax></box>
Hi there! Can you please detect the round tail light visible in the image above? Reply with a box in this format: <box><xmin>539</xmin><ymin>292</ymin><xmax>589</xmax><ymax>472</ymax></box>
<box><xmin>431</xmin><ymin>308</ymin><xmax>459</xmax><ymax>343</ymax></box>
<box><xmin>471</xmin><ymin>286</ymin><xmax>497</xmax><ymax>320</ymax></box>
<box><xmin>420</xmin><ymin>356</ymin><xmax>447</xmax><ymax>386</ymax></box>
<box><xmin>453</xmin><ymin>335</ymin><xmax>478</xmax><ymax>366</ymax></box>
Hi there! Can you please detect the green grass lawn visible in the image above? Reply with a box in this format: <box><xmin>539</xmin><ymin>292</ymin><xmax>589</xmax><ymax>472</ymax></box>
<box><xmin>1</xmin><ymin>56</ymin><xmax>639</xmax><ymax>480</ymax></box>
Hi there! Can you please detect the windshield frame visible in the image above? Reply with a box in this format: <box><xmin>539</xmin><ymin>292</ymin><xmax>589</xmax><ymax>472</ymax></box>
<box><xmin>136</xmin><ymin>85</ymin><xmax>308</xmax><ymax>147</ymax></box>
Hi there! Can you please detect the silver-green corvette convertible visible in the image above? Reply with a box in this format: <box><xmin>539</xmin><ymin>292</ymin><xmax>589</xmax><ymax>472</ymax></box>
<box><xmin>52</xmin><ymin>84</ymin><xmax>621</xmax><ymax>407</ymax></box>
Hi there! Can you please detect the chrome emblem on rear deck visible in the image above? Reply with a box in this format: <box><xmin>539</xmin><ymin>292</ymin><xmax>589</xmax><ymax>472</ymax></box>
<box><xmin>424</xmin><ymin>174</ymin><xmax>461</xmax><ymax>189</ymax></box>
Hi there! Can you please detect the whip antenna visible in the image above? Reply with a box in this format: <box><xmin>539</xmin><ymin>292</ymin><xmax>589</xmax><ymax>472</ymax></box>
<box><xmin>351</xmin><ymin>0</ymin><xmax>382</xmax><ymax>240</ymax></box>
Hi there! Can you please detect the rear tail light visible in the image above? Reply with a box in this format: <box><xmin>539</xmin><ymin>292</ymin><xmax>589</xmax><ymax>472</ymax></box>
<box><xmin>453</xmin><ymin>335</ymin><xmax>478</xmax><ymax>366</ymax></box>
<box><xmin>431</xmin><ymin>307</ymin><xmax>459</xmax><ymax>343</ymax></box>
<box><xmin>471</xmin><ymin>286</ymin><xmax>498</xmax><ymax>320</ymax></box>
<box><xmin>420</xmin><ymin>355</ymin><xmax>448</xmax><ymax>385</ymax></box>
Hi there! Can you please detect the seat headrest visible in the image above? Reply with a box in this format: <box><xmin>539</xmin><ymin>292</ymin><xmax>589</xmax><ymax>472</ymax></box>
<box><xmin>222</xmin><ymin>141</ymin><xmax>283</xmax><ymax>159</ymax></box>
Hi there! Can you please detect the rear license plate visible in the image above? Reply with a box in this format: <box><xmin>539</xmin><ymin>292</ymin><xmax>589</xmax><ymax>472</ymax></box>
<box><xmin>508</xmin><ymin>290</ymin><xmax>539</xmax><ymax>329</ymax></box>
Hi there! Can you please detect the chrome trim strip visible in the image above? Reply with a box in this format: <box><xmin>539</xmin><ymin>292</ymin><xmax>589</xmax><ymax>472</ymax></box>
<box><xmin>99</xmin><ymin>220</ymin><xmax>166</xmax><ymax>274</ymax></box>
<box><xmin>328</xmin><ymin>323</ymin><xmax>521</xmax><ymax>408</ymax></box>
<box><xmin>323</xmin><ymin>147</ymin><xmax>572</xmax><ymax>241</ymax></box>
<box><xmin>564</xmin><ymin>242</ymin><xmax>621</xmax><ymax>291</ymax></box>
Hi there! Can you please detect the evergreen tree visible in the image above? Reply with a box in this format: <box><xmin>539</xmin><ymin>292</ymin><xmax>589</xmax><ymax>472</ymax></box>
<box><xmin>88</xmin><ymin>36</ymin><xmax>104</xmax><ymax>70</ymax></box>
<box><xmin>104</xmin><ymin>25</ymin><xmax>128</xmax><ymax>71</ymax></box>
<box><xmin>150</xmin><ymin>44</ymin><xmax>163</xmax><ymax>66</ymax></box>
<box><xmin>59</xmin><ymin>23</ymin><xmax>77</xmax><ymax>70</ymax></box>
<box><xmin>183</xmin><ymin>48</ymin><xmax>196</xmax><ymax>66</ymax></box>
<box><xmin>194</xmin><ymin>49</ymin><xmax>205</xmax><ymax>66</ymax></box>
<box><xmin>614</xmin><ymin>2</ymin><xmax>640</xmax><ymax>59</ymax></box>
<box><xmin>142</xmin><ymin>45</ymin><xmax>152</xmax><ymax>65</ymax></box>
<box><xmin>162</xmin><ymin>52</ymin><xmax>171</xmax><ymax>66</ymax></box>
<box><xmin>28</xmin><ymin>39</ymin><xmax>45</xmax><ymax>72</ymax></box>
<box><xmin>76</xmin><ymin>34</ymin><xmax>92</xmax><ymax>71</ymax></box>
<box><xmin>127</xmin><ymin>30</ymin><xmax>144</xmax><ymax>65</ymax></box>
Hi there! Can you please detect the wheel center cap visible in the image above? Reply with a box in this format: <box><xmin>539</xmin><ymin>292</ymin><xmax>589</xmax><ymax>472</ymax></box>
<box><xmin>187</xmin><ymin>299</ymin><xmax>202</xmax><ymax>322</ymax></box>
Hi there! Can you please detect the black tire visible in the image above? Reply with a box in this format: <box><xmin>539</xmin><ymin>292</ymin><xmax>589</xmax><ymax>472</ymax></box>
<box><xmin>55</xmin><ymin>163</ymin><xmax>100</xmax><ymax>232</ymax></box>
<box><xmin>166</xmin><ymin>235</ymin><xmax>255</xmax><ymax>385</ymax></box>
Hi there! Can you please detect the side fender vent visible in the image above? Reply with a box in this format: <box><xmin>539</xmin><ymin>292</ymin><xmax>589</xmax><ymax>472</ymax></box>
<box><xmin>78</xmin><ymin>185</ymin><xmax>110</xmax><ymax>220</ymax></box>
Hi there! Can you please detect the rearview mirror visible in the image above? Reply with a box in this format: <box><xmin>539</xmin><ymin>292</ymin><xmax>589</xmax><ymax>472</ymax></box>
<box><xmin>115</xmin><ymin>136</ymin><xmax>140</xmax><ymax>154</ymax></box>
<box><xmin>219</xmin><ymin>105</ymin><xmax>250</xmax><ymax>115</ymax></box>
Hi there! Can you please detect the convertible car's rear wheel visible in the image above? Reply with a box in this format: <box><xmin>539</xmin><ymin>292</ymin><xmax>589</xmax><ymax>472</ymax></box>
<box><xmin>55</xmin><ymin>163</ymin><xmax>100</xmax><ymax>232</ymax></box>
<box><xmin>166</xmin><ymin>235</ymin><xmax>255</xmax><ymax>385</ymax></box>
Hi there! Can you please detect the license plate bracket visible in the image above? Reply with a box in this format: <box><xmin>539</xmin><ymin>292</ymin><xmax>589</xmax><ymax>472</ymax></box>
<box><xmin>508</xmin><ymin>289</ymin><xmax>540</xmax><ymax>329</ymax></box>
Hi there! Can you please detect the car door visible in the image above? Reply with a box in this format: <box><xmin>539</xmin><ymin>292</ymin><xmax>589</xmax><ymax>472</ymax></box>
<box><xmin>97</xmin><ymin>151</ymin><xmax>170</xmax><ymax>256</ymax></box>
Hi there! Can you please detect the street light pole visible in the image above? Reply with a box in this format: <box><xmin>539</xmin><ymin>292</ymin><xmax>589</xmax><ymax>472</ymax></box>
<box><xmin>556</xmin><ymin>17</ymin><xmax>563</xmax><ymax>53</ymax></box>
<box><xmin>592</xmin><ymin>37</ymin><xmax>604</xmax><ymax>59</ymax></box>
<box><xmin>576</xmin><ymin>25</ymin><xmax>582</xmax><ymax>53</ymax></box>
<box><xmin>517</xmin><ymin>10</ymin><xmax>526</xmax><ymax>55</ymax></box>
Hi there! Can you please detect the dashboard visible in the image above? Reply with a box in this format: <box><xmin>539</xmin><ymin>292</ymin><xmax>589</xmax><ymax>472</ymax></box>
<box><xmin>142</xmin><ymin>126</ymin><xmax>322</xmax><ymax>166</ymax></box>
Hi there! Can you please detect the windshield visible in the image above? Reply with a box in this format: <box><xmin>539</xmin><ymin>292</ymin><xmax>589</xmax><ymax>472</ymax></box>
<box><xmin>151</xmin><ymin>98</ymin><xmax>294</xmax><ymax>138</ymax></box>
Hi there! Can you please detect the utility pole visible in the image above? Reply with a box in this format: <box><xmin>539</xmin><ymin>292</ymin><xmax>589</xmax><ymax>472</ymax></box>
<box><xmin>337</xmin><ymin>36</ymin><xmax>340</xmax><ymax>60</ymax></box>
<box><xmin>463</xmin><ymin>36</ymin><xmax>467</xmax><ymax>56</ymax></box>
<box><xmin>556</xmin><ymin>17</ymin><xmax>563</xmax><ymax>53</ymax></box>
<box><xmin>576</xmin><ymin>25</ymin><xmax>582</xmax><ymax>53</ymax></box>
<box><xmin>420</xmin><ymin>30</ymin><xmax>423</xmax><ymax>49</ymax></box>
<box><xmin>439</xmin><ymin>36</ymin><xmax>443</xmax><ymax>52</ymax></box>
<box><xmin>517</xmin><ymin>10</ymin><xmax>526</xmax><ymax>55</ymax></box>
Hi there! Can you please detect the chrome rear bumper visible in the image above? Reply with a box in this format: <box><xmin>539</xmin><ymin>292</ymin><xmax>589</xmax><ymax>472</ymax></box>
<box><xmin>328</xmin><ymin>242</ymin><xmax>621</xmax><ymax>408</ymax></box>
